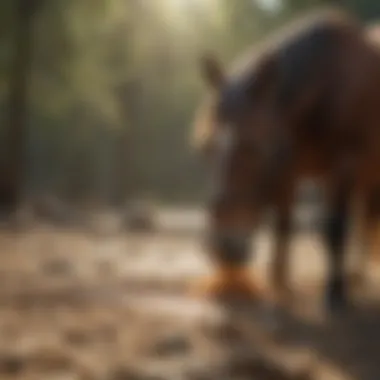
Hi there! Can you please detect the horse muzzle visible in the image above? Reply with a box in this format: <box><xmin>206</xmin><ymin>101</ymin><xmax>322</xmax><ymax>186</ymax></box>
<box><xmin>207</xmin><ymin>229</ymin><xmax>252</xmax><ymax>267</ymax></box>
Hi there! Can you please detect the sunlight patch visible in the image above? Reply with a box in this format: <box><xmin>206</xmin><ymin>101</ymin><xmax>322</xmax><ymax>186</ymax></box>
<box><xmin>254</xmin><ymin>0</ymin><xmax>282</xmax><ymax>13</ymax></box>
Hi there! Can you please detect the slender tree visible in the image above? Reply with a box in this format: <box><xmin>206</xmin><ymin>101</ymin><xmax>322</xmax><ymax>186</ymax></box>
<box><xmin>0</xmin><ymin>0</ymin><xmax>42</xmax><ymax>214</ymax></box>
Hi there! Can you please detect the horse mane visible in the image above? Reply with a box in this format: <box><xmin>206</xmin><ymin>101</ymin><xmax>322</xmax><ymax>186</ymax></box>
<box><xmin>228</xmin><ymin>6</ymin><xmax>357</xmax><ymax>78</ymax></box>
<box><xmin>191</xmin><ymin>6</ymin><xmax>360</xmax><ymax>152</ymax></box>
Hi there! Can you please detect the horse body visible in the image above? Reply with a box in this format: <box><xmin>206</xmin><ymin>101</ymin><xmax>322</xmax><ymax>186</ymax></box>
<box><xmin>193</xmin><ymin>8</ymin><xmax>380</xmax><ymax>312</ymax></box>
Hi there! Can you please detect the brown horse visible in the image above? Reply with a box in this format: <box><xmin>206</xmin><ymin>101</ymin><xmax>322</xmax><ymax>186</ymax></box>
<box><xmin>192</xmin><ymin>7</ymin><xmax>380</xmax><ymax>313</ymax></box>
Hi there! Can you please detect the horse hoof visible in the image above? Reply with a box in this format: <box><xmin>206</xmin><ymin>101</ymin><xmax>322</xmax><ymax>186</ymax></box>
<box><xmin>326</xmin><ymin>299</ymin><xmax>347</xmax><ymax>316</ymax></box>
<box><xmin>190</xmin><ymin>267</ymin><xmax>262</xmax><ymax>301</ymax></box>
<box><xmin>325</xmin><ymin>291</ymin><xmax>349</xmax><ymax>315</ymax></box>
<box><xmin>324</xmin><ymin>277</ymin><xmax>350</xmax><ymax>314</ymax></box>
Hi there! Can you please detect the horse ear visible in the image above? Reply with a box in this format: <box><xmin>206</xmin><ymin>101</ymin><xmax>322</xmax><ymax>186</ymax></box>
<box><xmin>200</xmin><ymin>53</ymin><xmax>224</xmax><ymax>90</ymax></box>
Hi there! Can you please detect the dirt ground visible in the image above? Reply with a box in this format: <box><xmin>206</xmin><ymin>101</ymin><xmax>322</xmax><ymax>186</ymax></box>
<box><xmin>0</xmin><ymin>216</ymin><xmax>379</xmax><ymax>380</ymax></box>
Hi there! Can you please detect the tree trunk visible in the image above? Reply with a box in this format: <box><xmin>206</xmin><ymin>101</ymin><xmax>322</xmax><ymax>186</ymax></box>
<box><xmin>112</xmin><ymin>80</ymin><xmax>143</xmax><ymax>206</ymax></box>
<box><xmin>0</xmin><ymin>1</ymin><xmax>38</xmax><ymax>214</ymax></box>
<box><xmin>112</xmin><ymin>0</ymin><xmax>144</xmax><ymax>206</ymax></box>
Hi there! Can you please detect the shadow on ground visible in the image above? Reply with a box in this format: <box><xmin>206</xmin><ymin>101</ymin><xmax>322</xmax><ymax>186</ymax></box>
<box><xmin>216</xmin><ymin>289</ymin><xmax>380</xmax><ymax>380</ymax></box>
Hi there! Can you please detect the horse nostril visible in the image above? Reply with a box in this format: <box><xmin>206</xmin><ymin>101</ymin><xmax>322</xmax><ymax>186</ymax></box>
<box><xmin>222</xmin><ymin>234</ymin><xmax>248</xmax><ymax>254</ymax></box>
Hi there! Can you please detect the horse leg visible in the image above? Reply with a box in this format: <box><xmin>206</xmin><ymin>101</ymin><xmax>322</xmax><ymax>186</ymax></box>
<box><xmin>364</xmin><ymin>187</ymin><xmax>380</xmax><ymax>262</ymax></box>
<box><xmin>323</xmin><ymin>176</ymin><xmax>352</xmax><ymax>313</ymax></box>
<box><xmin>348</xmin><ymin>194</ymin><xmax>368</xmax><ymax>289</ymax></box>
<box><xmin>270</xmin><ymin>190</ymin><xmax>293</xmax><ymax>305</ymax></box>
<box><xmin>352</xmin><ymin>186</ymin><xmax>380</xmax><ymax>287</ymax></box>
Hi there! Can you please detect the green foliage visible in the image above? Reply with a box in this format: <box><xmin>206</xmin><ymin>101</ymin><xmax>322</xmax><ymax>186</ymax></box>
<box><xmin>345</xmin><ymin>0</ymin><xmax>380</xmax><ymax>21</ymax></box>
<box><xmin>6</xmin><ymin>0</ymin><xmax>375</xmax><ymax>204</ymax></box>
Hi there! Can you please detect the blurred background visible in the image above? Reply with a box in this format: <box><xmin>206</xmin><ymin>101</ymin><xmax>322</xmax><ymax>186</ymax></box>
<box><xmin>0</xmin><ymin>1</ymin><xmax>380</xmax><ymax>380</ymax></box>
<box><xmin>1</xmin><ymin>0</ymin><xmax>379</xmax><ymax>216</ymax></box>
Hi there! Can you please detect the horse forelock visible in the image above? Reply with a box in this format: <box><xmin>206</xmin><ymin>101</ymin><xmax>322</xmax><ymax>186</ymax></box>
<box><xmin>191</xmin><ymin>72</ymin><xmax>255</xmax><ymax>152</ymax></box>
<box><xmin>191</xmin><ymin>94</ymin><xmax>219</xmax><ymax>151</ymax></box>
<box><xmin>191</xmin><ymin>77</ymin><xmax>255</xmax><ymax>153</ymax></box>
